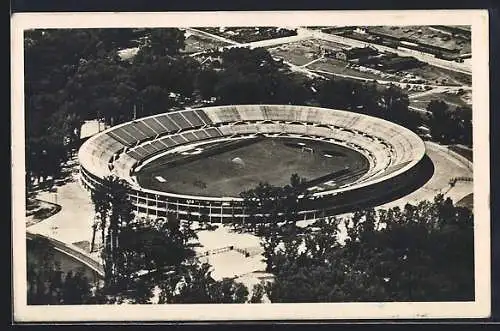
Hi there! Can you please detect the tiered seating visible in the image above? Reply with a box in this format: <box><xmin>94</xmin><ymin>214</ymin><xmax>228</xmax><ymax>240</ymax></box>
<box><xmin>204</xmin><ymin>127</ymin><xmax>223</xmax><ymax>138</ymax></box>
<box><xmin>237</xmin><ymin>106</ymin><xmax>264</xmax><ymax>122</ymax></box>
<box><xmin>123</xmin><ymin>126</ymin><xmax>224</xmax><ymax>163</ymax></box>
<box><xmin>194</xmin><ymin>109</ymin><xmax>213</xmax><ymax>125</ymax></box>
<box><xmin>169</xmin><ymin>135</ymin><xmax>188</xmax><ymax>145</ymax></box>
<box><xmin>194</xmin><ymin>129</ymin><xmax>210</xmax><ymax>140</ymax></box>
<box><xmin>305</xmin><ymin>126</ymin><xmax>331</xmax><ymax>138</ymax></box>
<box><xmin>79</xmin><ymin>134</ymin><xmax>125</xmax><ymax>178</ymax></box>
<box><xmin>218</xmin><ymin>125</ymin><xmax>236</xmax><ymax>136</ymax></box>
<box><xmin>181</xmin><ymin>131</ymin><xmax>199</xmax><ymax>143</ymax></box>
<box><xmin>80</xmin><ymin>105</ymin><xmax>425</xmax><ymax>193</ymax></box>
<box><xmin>141</xmin><ymin>116</ymin><xmax>170</xmax><ymax>135</ymax></box>
<box><xmin>113</xmin><ymin>153</ymin><xmax>138</xmax><ymax>180</ymax></box>
<box><xmin>168</xmin><ymin>112</ymin><xmax>192</xmax><ymax>130</ymax></box>
<box><xmin>156</xmin><ymin>114</ymin><xmax>182</xmax><ymax>132</ymax></box>
<box><xmin>256</xmin><ymin>123</ymin><xmax>282</xmax><ymax>134</ymax></box>
<box><xmin>106</xmin><ymin>128</ymin><xmax>139</xmax><ymax>147</ymax></box>
<box><xmin>203</xmin><ymin>106</ymin><xmax>242</xmax><ymax>124</ymax></box>
<box><xmin>181</xmin><ymin>110</ymin><xmax>205</xmax><ymax>127</ymax></box>
<box><xmin>283</xmin><ymin>123</ymin><xmax>308</xmax><ymax>135</ymax></box>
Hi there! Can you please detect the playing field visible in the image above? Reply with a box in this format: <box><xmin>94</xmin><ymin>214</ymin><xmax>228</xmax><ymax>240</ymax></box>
<box><xmin>136</xmin><ymin>137</ymin><xmax>369</xmax><ymax>197</ymax></box>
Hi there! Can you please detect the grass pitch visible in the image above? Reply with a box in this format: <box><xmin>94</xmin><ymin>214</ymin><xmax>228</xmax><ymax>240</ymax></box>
<box><xmin>136</xmin><ymin>137</ymin><xmax>369</xmax><ymax>197</ymax></box>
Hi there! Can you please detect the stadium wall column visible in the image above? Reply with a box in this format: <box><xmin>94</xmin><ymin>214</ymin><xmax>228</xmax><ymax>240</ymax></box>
<box><xmin>155</xmin><ymin>195</ymin><xmax>159</xmax><ymax>218</ymax></box>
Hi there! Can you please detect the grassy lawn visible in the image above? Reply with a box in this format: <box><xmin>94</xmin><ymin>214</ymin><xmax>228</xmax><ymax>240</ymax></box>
<box><xmin>182</xmin><ymin>35</ymin><xmax>231</xmax><ymax>54</ymax></box>
<box><xmin>136</xmin><ymin>137</ymin><xmax>368</xmax><ymax>197</ymax></box>
<box><xmin>268</xmin><ymin>41</ymin><xmax>320</xmax><ymax>66</ymax></box>
<box><xmin>307</xmin><ymin>58</ymin><xmax>402</xmax><ymax>82</ymax></box>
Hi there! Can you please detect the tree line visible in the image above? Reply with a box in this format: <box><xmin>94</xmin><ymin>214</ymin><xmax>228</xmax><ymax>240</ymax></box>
<box><xmin>255</xmin><ymin>194</ymin><xmax>474</xmax><ymax>302</ymax></box>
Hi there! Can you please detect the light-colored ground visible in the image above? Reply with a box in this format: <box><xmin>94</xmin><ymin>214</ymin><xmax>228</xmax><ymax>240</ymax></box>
<box><xmin>80</xmin><ymin>120</ymin><xmax>105</xmax><ymax>140</ymax></box>
<box><xmin>195</xmin><ymin>225</ymin><xmax>267</xmax><ymax>287</ymax></box>
<box><xmin>27</xmin><ymin>158</ymin><xmax>98</xmax><ymax>259</ymax></box>
<box><xmin>378</xmin><ymin>141</ymin><xmax>472</xmax><ymax>209</ymax></box>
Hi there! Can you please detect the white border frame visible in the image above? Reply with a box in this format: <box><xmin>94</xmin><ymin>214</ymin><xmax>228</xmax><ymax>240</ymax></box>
<box><xmin>11</xmin><ymin>10</ymin><xmax>490</xmax><ymax>321</ymax></box>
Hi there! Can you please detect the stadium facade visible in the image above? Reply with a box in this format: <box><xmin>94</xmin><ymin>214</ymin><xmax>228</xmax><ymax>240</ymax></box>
<box><xmin>79</xmin><ymin>105</ymin><xmax>426</xmax><ymax>222</ymax></box>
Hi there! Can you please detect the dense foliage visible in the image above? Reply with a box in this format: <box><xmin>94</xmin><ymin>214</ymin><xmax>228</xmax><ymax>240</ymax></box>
<box><xmin>258</xmin><ymin>195</ymin><xmax>474</xmax><ymax>302</ymax></box>
<box><xmin>240</xmin><ymin>174</ymin><xmax>309</xmax><ymax>226</ymax></box>
<box><xmin>27</xmin><ymin>236</ymin><xmax>94</xmax><ymax>304</ymax></box>
<box><xmin>24</xmin><ymin>28</ymin><xmax>193</xmax><ymax>186</ymax></box>
<box><xmin>427</xmin><ymin>100</ymin><xmax>472</xmax><ymax>146</ymax></box>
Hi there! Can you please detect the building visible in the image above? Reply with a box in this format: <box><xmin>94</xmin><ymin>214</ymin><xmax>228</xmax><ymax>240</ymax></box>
<box><xmin>378</xmin><ymin>55</ymin><xmax>423</xmax><ymax>72</ymax></box>
<box><xmin>333</xmin><ymin>46</ymin><xmax>379</xmax><ymax>62</ymax></box>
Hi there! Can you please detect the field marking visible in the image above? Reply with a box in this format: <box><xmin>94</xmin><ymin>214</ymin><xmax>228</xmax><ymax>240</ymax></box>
<box><xmin>301</xmin><ymin>56</ymin><xmax>325</xmax><ymax>68</ymax></box>
<box><xmin>155</xmin><ymin>176</ymin><xmax>166</xmax><ymax>183</ymax></box>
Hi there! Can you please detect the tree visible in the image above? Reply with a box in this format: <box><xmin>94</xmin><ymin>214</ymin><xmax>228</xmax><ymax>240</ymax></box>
<box><xmin>90</xmin><ymin>176</ymin><xmax>135</xmax><ymax>288</ymax></box>
<box><xmin>240</xmin><ymin>174</ymin><xmax>309</xmax><ymax>226</ymax></box>
<box><xmin>260</xmin><ymin>194</ymin><xmax>474</xmax><ymax>302</ymax></box>
<box><xmin>427</xmin><ymin>100</ymin><xmax>450</xmax><ymax>141</ymax></box>
<box><xmin>27</xmin><ymin>236</ymin><xmax>93</xmax><ymax>305</ymax></box>
<box><xmin>196</xmin><ymin>69</ymin><xmax>220</xmax><ymax>100</ymax></box>
<box><xmin>250</xmin><ymin>282</ymin><xmax>266</xmax><ymax>303</ymax></box>
<box><xmin>135</xmin><ymin>28</ymin><xmax>185</xmax><ymax>60</ymax></box>
<box><xmin>165</xmin><ymin>262</ymin><xmax>249</xmax><ymax>304</ymax></box>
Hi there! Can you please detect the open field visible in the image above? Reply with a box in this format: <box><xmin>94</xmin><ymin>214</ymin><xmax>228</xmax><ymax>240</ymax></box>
<box><xmin>197</xmin><ymin>27</ymin><xmax>297</xmax><ymax>44</ymax></box>
<box><xmin>404</xmin><ymin>64</ymin><xmax>472</xmax><ymax>86</ymax></box>
<box><xmin>268</xmin><ymin>39</ymin><xmax>350</xmax><ymax>66</ymax></box>
<box><xmin>410</xmin><ymin>91</ymin><xmax>472</xmax><ymax>110</ymax></box>
<box><xmin>181</xmin><ymin>34</ymin><xmax>232</xmax><ymax>54</ymax></box>
<box><xmin>307</xmin><ymin>57</ymin><xmax>402</xmax><ymax>82</ymax></box>
<box><xmin>268</xmin><ymin>40</ymin><xmax>321</xmax><ymax>66</ymax></box>
<box><xmin>136</xmin><ymin>137</ymin><xmax>369</xmax><ymax>197</ymax></box>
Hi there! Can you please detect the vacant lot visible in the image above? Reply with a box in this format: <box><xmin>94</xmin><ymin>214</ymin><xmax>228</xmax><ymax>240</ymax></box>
<box><xmin>268</xmin><ymin>40</ymin><xmax>321</xmax><ymax>66</ymax></box>
<box><xmin>405</xmin><ymin>64</ymin><xmax>472</xmax><ymax>86</ymax></box>
<box><xmin>410</xmin><ymin>91</ymin><xmax>471</xmax><ymax>110</ymax></box>
<box><xmin>136</xmin><ymin>137</ymin><xmax>369</xmax><ymax>197</ymax></box>
<box><xmin>368</xmin><ymin>26</ymin><xmax>471</xmax><ymax>54</ymax></box>
<box><xmin>182</xmin><ymin>34</ymin><xmax>231</xmax><ymax>54</ymax></box>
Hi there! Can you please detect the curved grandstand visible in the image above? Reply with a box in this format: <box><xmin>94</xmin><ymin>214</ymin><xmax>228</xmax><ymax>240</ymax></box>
<box><xmin>79</xmin><ymin>105</ymin><xmax>426</xmax><ymax>222</ymax></box>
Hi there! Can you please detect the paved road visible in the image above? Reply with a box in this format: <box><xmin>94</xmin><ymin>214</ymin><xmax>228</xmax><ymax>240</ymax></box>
<box><xmin>408</xmin><ymin>86</ymin><xmax>451</xmax><ymax>100</ymax></box>
<box><xmin>187</xmin><ymin>28</ymin><xmax>314</xmax><ymax>50</ymax></box>
<box><xmin>185</xmin><ymin>28</ymin><xmax>240</xmax><ymax>45</ymax></box>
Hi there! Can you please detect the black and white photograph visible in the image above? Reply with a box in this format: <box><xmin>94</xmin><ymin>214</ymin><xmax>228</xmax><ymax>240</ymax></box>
<box><xmin>11</xmin><ymin>10</ymin><xmax>490</xmax><ymax>321</ymax></box>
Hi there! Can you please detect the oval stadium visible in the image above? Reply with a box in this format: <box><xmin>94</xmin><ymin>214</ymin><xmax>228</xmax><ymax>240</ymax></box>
<box><xmin>78</xmin><ymin>104</ymin><xmax>428</xmax><ymax>222</ymax></box>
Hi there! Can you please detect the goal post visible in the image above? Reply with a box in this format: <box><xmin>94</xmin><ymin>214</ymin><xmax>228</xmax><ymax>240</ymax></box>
<box><xmin>301</xmin><ymin>146</ymin><xmax>314</xmax><ymax>154</ymax></box>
